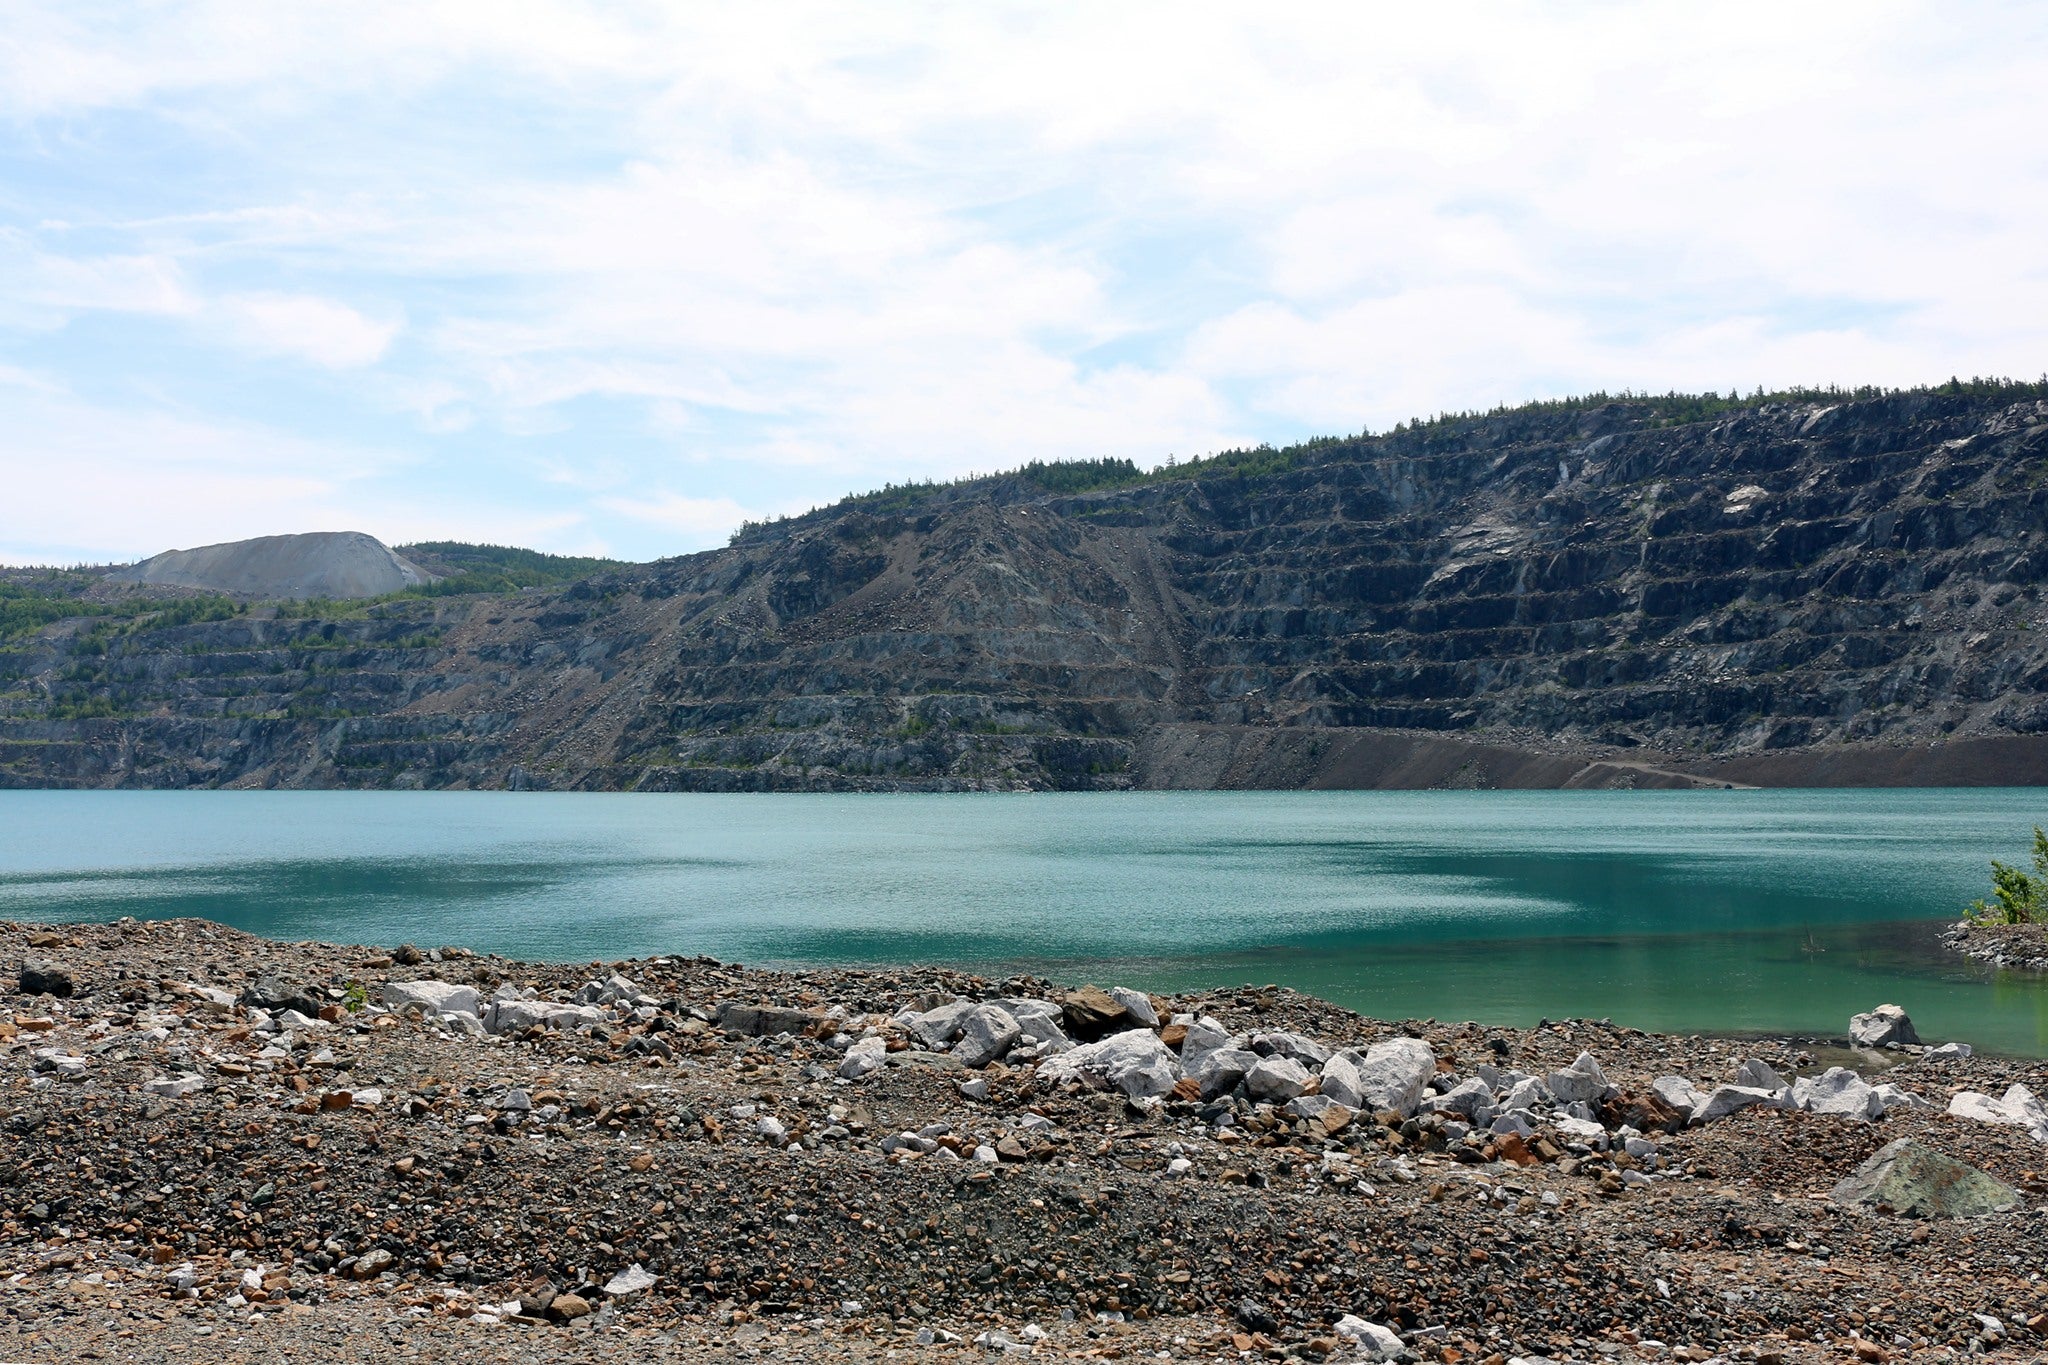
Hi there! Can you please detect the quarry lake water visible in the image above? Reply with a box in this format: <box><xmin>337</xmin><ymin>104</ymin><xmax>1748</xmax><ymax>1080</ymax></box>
<box><xmin>3</xmin><ymin>788</ymin><xmax>2047</xmax><ymax>1056</ymax></box>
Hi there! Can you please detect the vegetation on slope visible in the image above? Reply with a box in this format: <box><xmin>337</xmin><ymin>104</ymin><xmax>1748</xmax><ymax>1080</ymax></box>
<box><xmin>393</xmin><ymin>542</ymin><xmax>625</xmax><ymax>596</ymax></box>
<box><xmin>732</xmin><ymin>374</ymin><xmax>2048</xmax><ymax>544</ymax></box>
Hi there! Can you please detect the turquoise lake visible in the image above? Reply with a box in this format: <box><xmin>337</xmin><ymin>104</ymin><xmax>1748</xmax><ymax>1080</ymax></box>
<box><xmin>2</xmin><ymin>789</ymin><xmax>2046</xmax><ymax>1055</ymax></box>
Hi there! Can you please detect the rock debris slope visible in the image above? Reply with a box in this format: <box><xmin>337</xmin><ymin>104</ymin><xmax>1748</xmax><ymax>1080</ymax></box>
<box><xmin>3</xmin><ymin>918</ymin><xmax>2046</xmax><ymax>1363</ymax></box>
<box><xmin>9</xmin><ymin>388</ymin><xmax>2048</xmax><ymax>789</ymax></box>
<box><xmin>111</xmin><ymin>531</ymin><xmax>432</xmax><ymax>601</ymax></box>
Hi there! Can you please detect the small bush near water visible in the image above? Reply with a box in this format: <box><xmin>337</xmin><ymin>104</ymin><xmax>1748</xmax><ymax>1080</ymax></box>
<box><xmin>1968</xmin><ymin>826</ymin><xmax>2047</xmax><ymax>924</ymax></box>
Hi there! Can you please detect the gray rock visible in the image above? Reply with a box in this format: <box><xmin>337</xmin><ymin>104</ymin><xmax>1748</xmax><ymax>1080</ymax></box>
<box><xmin>141</xmin><ymin>1075</ymin><xmax>205</xmax><ymax>1099</ymax></box>
<box><xmin>1791</xmin><ymin>1066</ymin><xmax>1883</xmax><ymax>1121</ymax></box>
<box><xmin>381</xmin><ymin>980</ymin><xmax>481</xmax><ymax>1018</ymax></box>
<box><xmin>1421</xmin><ymin>1075</ymin><xmax>1494</xmax><ymax>1121</ymax></box>
<box><xmin>17</xmin><ymin>960</ymin><xmax>73</xmax><ymax>998</ymax></box>
<box><xmin>958</xmin><ymin>1076</ymin><xmax>990</xmax><ymax>1101</ymax></box>
<box><xmin>1500</xmin><ymin>1075</ymin><xmax>1551</xmax><ymax>1113</ymax></box>
<box><xmin>838</xmin><ymin>1036</ymin><xmax>887</xmax><ymax>1080</ymax></box>
<box><xmin>1178</xmin><ymin>1016</ymin><xmax>1234</xmax><ymax>1069</ymax></box>
<box><xmin>904</xmin><ymin>999</ymin><xmax>978</xmax><ymax>1049</ymax></box>
<box><xmin>1849</xmin><ymin>1003</ymin><xmax>1919</xmax><ymax>1048</ymax></box>
<box><xmin>1831</xmin><ymin>1138</ymin><xmax>2021</xmax><ymax>1218</ymax></box>
<box><xmin>1690</xmin><ymin>1084</ymin><xmax>1793</xmax><ymax>1125</ymax></box>
<box><xmin>1334</xmin><ymin>1315</ymin><xmax>1404</xmax><ymax>1361</ymax></box>
<box><xmin>1651</xmin><ymin>1076</ymin><xmax>1707</xmax><ymax>1118</ymax></box>
<box><xmin>1731</xmin><ymin>1058</ymin><xmax>1787</xmax><ymax>1091</ymax></box>
<box><xmin>1284</xmin><ymin>1093</ymin><xmax>1343</xmax><ymax>1122</ymax></box>
<box><xmin>602</xmin><ymin>1264</ymin><xmax>658</xmax><ymax>1298</ymax></box>
<box><xmin>1244</xmin><ymin>1055</ymin><xmax>1311</xmax><ymax>1104</ymax></box>
<box><xmin>1871</xmin><ymin>1082</ymin><xmax>1935</xmax><ymax>1114</ymax></box>
<box><xmin>241</xmin><ymin>975</ymin><xmax>325</xmax><ymax>1019</ymax></box>
<box><xmin>993</xmin><ymin>998</ymin><xmax>1069</xmax><ymax>1045</ymax></box>
<box><xmin>483</xmin><ymin>999</ymin><xmax>607</xmax><ymax>1035</ymax></box>
<box><xmin>953</xmin><ymin>1004</ymin><xmax>1022</xmax><ymax>1068</ymax></box>
<box><xmin>1546</xmin><ymin>1051</ymin><xmax>1612</xmax><ymax>1105</ymax></box>
<box><xmin>717</xmin><ymin>1002</ymin><xmax>822</xmax><ymax>1038</ymax></box>
<box><xmin>1189</xmin><ymin>1046</ymin><xmax>1258</xmax><ymax>1101</ymax></box>
<box><xmin>1250</xmin><ymin>1030</ymin><xmax>1331</xmax><ymax>1068</ymax></box>
<box><xmin>1107</xmin><ymin>987</ymin><xmax>1159</xmax><ymax>1029</ymax></box>
<box><xmin>1947</xmin><ymin>1083</ymin><xmax>2048</xmax><ymax>1141</ymax></box>
<box><xmin>1035</xmin><ymin>1028</ymin><xmax>1182</xmax><ymax>1100</ymax></box>
<box><xmin>1925</xmin><ymin>1041</ymin><xmax>1973</xmax><ymax>1061</ymax></box>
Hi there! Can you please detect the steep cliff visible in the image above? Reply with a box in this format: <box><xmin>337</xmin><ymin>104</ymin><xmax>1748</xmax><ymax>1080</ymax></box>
<box><xmin>5</xmin><ymin>386</ymin><xmax>2048</xmax><ymax>790</ymax></box>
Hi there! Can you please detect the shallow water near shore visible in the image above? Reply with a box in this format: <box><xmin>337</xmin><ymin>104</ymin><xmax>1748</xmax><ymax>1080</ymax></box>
<box><xmin>3</xmin><ymin>787</ymin><xmax>2047</xmax><ymax>1055</ymax></box>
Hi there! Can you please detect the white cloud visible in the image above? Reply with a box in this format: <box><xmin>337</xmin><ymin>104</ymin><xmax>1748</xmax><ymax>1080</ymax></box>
<box><xmin>598</xmin><ymin>491</ymin><xmax>757</xmax><ymax>539</ymax></box>
<box><xmin>216</xmin><ymin>292</ymin><xmax>400</xmax><ymax>369</ymax></box>
<box><xmin>3</xmin><ymin>2</ymin><xmax>2048</xmax><ymax>558</ymax></box>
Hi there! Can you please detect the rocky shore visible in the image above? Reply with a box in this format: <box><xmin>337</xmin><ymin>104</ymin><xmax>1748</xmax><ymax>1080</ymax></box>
<box><xmin>1942</xmin><ymin>920</ymin><xmax>2048</xmax><ymax>975</ymax></box>
<box><xmin>3</xmin><ymin>919</ymin><xmax>2046</xmax><ymax>1364</ymax></box>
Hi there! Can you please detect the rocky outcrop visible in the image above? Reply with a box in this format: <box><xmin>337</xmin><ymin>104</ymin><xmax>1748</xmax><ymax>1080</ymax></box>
<box><xmin>110</xmin><ymin>531</ymin><xmax>431</xmax><ymax>600</ymax></box>
<box><xmin>11</xmin><ymin>388</ymin><xmax>2048</xmax><ymax>789</ymax></box>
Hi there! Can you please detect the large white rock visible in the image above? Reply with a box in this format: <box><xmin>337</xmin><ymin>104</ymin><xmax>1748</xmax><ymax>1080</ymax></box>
<box><xmin>1244</xmin><ymin>1055</ymin><xmax>1310</xmax><ymax>1104</ymax></box>
<box><xmin>1421</xmin><ymin>1076</ymin><xmax>1494</xmax><ymax>1122</ymax></box>
<box><xmin>1036</xmin><ymin>1028</ymin><xmax>1183</xmax><ymax>1100</ymax></box>
<box><xmin>483</xmin><ymin>999</ymin><xmax>606</xmax><ymax>1035</ymax></box>
<box><xmin>994</xmin><ymin>999</ymin><xmax>1069</xmax><ymax>1045</ymax></box>
<box><xmin>1732</xmin><ymin>1059</ymin><xmax>1787</xmax><ymax>1091</ymax></box>
<box><xmin>1690</xmin><ymin>1084</ymin><xmax>1793</xmax><ymax>1125</ymax></box>
<box><xmin>1651</xmin><ymin>1076</ymin><xmax>1707</xmax><ymax>1118</ymax></box>
<box><xmin>1179</xmin><ymin>1017</ymin><xmax>1234</xmax><ymax>1070</ymax></box>
<box><xmin>381</xmin><ymin>980</ymin><xmax>481</xmax><ymax>1018</ymax></box>
<box><xmin>953</xmin><ymin>1005</ymin><xmax>1022</xmax><ymax>1068</ymax></box>
<box><xmin>1949</xmin><ymin>1084</ymin><xmax>2048</xmax><ymax>1141</ymax></box>
<box><xmin>1189</xmin><ymin>1046</ymin><xmax>1258</xmax><ymax>1101</ymax></box>
<box><xmin>1546</xmin><ymin>1052</ymin><xmax>1613</xmax><ymax>1105</ymax></box>
<box><xmin>1250</xmin><ymin>1031</ymin><xmax>1332</xmax><ymax>1068</ymax></box>
<box><xmin>1107</xmin><ymin>987</ymin><xmax>1159</xmax><ymax>1029</ymax></box>
<box><xmin>1849</xmin><ymin>1003</ymin><xmax>1919</xmax><ymax>1048</ymax></box>
<box><xmin>1791</xmin><ymin>1066</ymin><xmax>1883</xmax><ymax>1121</ymax></box>
<box><xmin>1334</xmin><ymin>1316</ymin><xmax>1403</xmax><ymax>1362</ymax></box>
<box><xmin>1328</xmin><ymin>1038</ymin><xmax>1436</xmax><ymax>1117</ymax></box>
<box><xmin>838</xmin><ymin>1036</ymin><xmax>887</xmax><ymax>1080</ymax></box>
<box><xmin>904</xmin><ymin>1000</ymin><xmax>978</xmax><ymax>1049</ymax></box>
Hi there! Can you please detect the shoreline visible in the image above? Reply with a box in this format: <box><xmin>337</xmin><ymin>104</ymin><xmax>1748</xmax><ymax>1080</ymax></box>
<box><xmin>2</xmin><ymin>917</ymin><xmax>2046</xmax><ymax>1363</ymax></box>
<box><xmin>1942</xmin><ymin>920</ymin><xmax>2048</xmax><ymax>975</ymax></box>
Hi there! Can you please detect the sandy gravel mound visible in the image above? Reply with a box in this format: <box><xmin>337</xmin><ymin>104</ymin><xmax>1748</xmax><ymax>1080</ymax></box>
<box><xmin>112</xmin><ymin>531</ymin><xmax>431</xmax><ymax>600</ymax></box>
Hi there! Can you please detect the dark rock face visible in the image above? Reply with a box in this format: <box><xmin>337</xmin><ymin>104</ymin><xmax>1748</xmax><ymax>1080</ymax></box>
<box><xmin>7</xmin><ymin>391</ymin><xmax>2048</xmax><ymax>790</ymax></box>
<box><xmin>18</xmin><ymin>961</ymin><xmax>73</xmax><ymax>998</ymax></box>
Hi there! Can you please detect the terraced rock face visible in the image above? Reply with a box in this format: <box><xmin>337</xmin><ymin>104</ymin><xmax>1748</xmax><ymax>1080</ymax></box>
<box><xmin>6</xmin><ymin>390</ymin><xmax>2048</xmax><ymax>790</ymax></box>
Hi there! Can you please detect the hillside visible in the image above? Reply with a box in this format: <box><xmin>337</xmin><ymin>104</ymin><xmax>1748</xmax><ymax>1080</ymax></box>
<box><xmin>5</xmin><ymin>384</ymin><xmax>2048</xmax><ymax>790</ymax></box>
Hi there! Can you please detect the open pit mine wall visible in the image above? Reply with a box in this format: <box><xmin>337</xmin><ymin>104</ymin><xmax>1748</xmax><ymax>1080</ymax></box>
<box><xmin>5</xmin><ymin>390</ymin><xmax>2048</xmax><ymax>791</ymax></box>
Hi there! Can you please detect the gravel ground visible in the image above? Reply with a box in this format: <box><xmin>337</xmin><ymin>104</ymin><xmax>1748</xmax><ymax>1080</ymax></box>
<box><xmin>2</xmin><ymin>917</ymin><xmax>2046</xmax><ymax>1365</ymax></box>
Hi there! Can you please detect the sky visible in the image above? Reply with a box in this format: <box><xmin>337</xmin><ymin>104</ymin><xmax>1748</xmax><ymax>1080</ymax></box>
<box><xmin>3</xmin><ymin>3</ymin><xmax>2047</xmax><ymax>566</ymax></box>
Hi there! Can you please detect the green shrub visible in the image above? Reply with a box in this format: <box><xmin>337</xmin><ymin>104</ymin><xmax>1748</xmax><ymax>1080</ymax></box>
<box><xmin>1968</xmin><ymin>827</ymin><xmax>2047</xmax><ymax>924</ymax></box>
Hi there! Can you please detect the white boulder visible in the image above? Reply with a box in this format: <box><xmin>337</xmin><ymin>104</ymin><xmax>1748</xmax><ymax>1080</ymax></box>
<box><xmin>1327</xmin><ymin>1038</ymin><xmax>1436</xmax><ymax>1117</ymax></box>
<box><xmin>1036</xmin><ymin>1028</ymin><xmax>1182</xmax><ymax>1100</ymax></box>
<box><xmin>1245</xmin><ymin>1055</ymin><xmax>1310</xmax><ymax>1104</ymax></box>
<box><xmin>1791</xmin><ymin>1067</ymin><xmax>1883</xmax><ymax>1121</ymax></box>
<box><xmin>1849</xmin><ymin>1003</ymin><xmax>1919</xmax><ymax>1048</ymax></box>
<box><xmin>381</xmin><ymin>980</ymin><xmax>481</xmax><ymax>1018</ymax></box>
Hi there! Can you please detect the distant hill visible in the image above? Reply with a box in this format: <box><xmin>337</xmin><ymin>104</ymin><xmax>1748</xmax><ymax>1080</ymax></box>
<box><xmin>110</xmin><ymin>531</ymin><xmax>431</xmax><ymax>600</ymax></box>
<box><xmin>8</xmin><ymin>379</ymin><xmax>2048</xmax><ymax>791</ymax></box>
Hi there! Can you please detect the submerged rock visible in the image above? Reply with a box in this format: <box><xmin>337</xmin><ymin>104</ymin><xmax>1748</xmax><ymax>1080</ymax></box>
<box><xmin>1831</xmin><ymin>1138</ymin><xmax>2021</xmax><ymax>1218</ymax></box>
